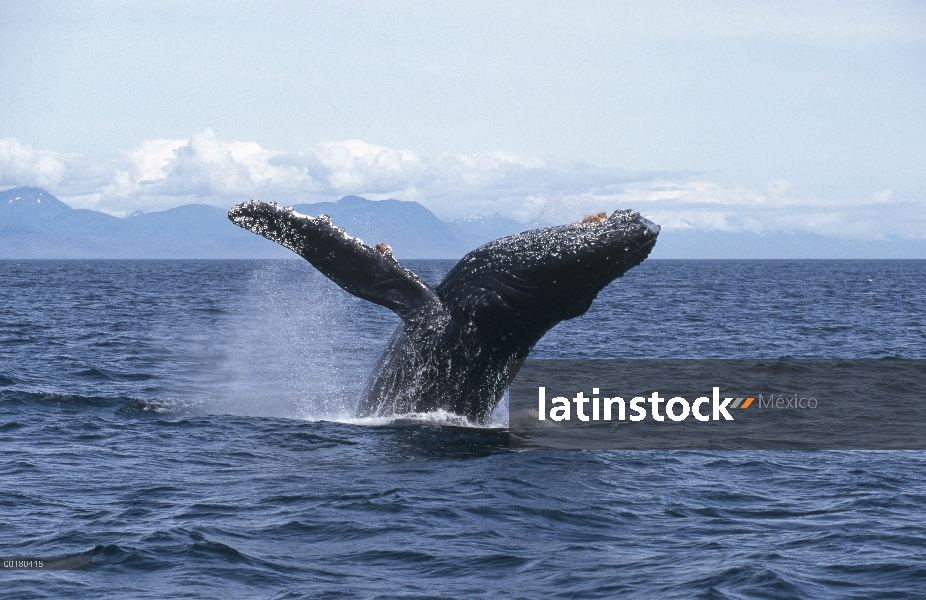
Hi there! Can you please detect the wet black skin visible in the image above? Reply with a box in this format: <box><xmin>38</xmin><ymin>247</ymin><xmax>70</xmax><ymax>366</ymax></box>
<box><xmin>229</xmin><ymin>201</ymin><xmax>659</xmax><ymax>423</ymax></box>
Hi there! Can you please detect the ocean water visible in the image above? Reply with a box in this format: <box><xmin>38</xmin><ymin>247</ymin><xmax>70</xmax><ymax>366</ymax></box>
<box><xmin>2</xmin><ymin>259</ymin><xmax>925</xmax><ymax>598</ymax></box>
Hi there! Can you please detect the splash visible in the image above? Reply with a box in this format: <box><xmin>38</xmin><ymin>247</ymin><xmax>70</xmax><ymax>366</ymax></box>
<box><xmin>158</xmin><ymin>260</ymin><xmax>508</xmax><ymax>429</ymax></box>
<box><xmin>202</xmin><ymin>260</ymin><xmax>397</xmax><ymax>420</ymax></box>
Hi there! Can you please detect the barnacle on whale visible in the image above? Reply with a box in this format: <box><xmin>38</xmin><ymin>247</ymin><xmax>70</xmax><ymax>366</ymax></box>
<box><xmin>582</xmin><ymin>211</ymin><xmax>608</xmax><ymax>225</ymax></box>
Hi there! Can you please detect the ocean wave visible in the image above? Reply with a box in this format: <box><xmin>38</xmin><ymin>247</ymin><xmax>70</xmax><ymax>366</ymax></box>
<box><xmin>0</xmin><ymin>389</ymin><xmax>116</xmax><ymax>409</ymax></box>
<box><xmin>0</xmin><ymin>389</ymin><xmax>203</xmax><ymax>416</ymax></box>
<box><xmin>75</xmin><ymin>367</ymin><xmax>155</xmax><ymax>381</ymax></box>
<box><xmin>0</xmin><ymin>388</ymin><xmax>509</xmax><ymax>432</ymax></box>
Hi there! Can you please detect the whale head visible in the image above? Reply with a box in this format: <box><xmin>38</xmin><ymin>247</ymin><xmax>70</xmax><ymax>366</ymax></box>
<box><xmin>436</xmin><ymin>209</ymin><xmax>660</xmax><ymax>329</ymax></box>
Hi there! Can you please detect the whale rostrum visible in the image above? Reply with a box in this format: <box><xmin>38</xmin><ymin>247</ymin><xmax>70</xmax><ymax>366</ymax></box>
<box><xmin>228</xmin><ymin>200</ymin><xmax>659</xmax><ymax>423</ymax></box>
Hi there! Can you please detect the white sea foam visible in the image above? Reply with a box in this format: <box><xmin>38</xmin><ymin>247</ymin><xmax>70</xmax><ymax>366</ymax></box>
<box><xmin>302</xmin><ymin>407</ymin><xmax>501</xmax><ymax>429</ymax></box>
<box><xmin>127</xmin><ymin>397</ymin><xmax>205</xmax><ymax>415</ymax></box>
<box><xmin>296</xmin><ymin>391</ymin><xmax>510</xmax><ymax>429</ymax></box>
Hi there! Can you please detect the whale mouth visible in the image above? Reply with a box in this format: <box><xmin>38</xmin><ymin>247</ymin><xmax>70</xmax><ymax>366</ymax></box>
<box><xmin>600</xmin><ymin>210</ymin><xmax>660</xmax><ymax>250</ymax></box>
<box><xmin>606</xmin><ymin>209</ymin><xmax>660</xmax><ymax>235</ymax></box>
<box><xmin>572</xmin><ymin>210</ymin><xmax>660</xmax><ymax>288</ymax></box>
<box><xmin>633</xmin><ymin>214</ymin><xmax>661</xmax><ymax>237</ymax></box>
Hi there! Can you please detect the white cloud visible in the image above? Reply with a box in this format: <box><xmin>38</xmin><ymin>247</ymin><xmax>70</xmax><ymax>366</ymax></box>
<box><xmin>0</xmin><ymin>138</ymin><xmax>67</xmax><ymax>189</ymax></box>
<box><xmin>560</xmin><ymin>182</ymin><xmax>924</xmax><ymax>239</ymax></box>
<box><xmin>127</xmin><ymin>138</ymin><xmax>188</xmax><ymax>183</ymax></box>
<box><xmin>315</xmin><ymin>139</ymin><xmax>426</xmax><ymax>194</ymax></box>
<box><xmin>1</xmin><ymin>131</ymin><xmax>922</xmax><ymax>239</ymax></box>
<box><xmin>0</xmin><ymin>137</ymin><xmax>111</xmax><ymax>193</ymax></box>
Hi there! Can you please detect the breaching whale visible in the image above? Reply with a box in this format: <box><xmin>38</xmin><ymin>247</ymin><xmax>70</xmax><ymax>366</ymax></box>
<box><xmin>228</xmin><ymin>201</ymin><xmax>659</xmax><ymax>423</ymax></box>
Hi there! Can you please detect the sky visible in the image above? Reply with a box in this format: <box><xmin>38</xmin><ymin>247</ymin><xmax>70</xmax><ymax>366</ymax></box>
<box><xmin>0</xmin><ymin>0</ymin><xmax>924</xmax><ymax>238</ymax></box>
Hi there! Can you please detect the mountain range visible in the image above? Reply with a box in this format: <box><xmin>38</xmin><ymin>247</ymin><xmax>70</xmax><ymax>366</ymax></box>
<box><xmin>1</xmin><ymin>186</ymin><xmax>923</xmax><ymax>259</ymax></box>
<box><xmin>0</xmin><ymin>187</ymin><xmax>523</xmax><ymax>259</ymax></box>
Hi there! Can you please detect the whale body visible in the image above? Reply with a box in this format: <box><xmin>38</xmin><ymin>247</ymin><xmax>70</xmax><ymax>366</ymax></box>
<box><xmin>229</xmin><ymin>201</ymin><xmax>659</xmax><ymax>423</ymax></box>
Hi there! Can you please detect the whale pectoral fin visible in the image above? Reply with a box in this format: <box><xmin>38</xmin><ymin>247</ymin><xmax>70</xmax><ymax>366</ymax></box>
<box><xmin>229</xmin><ymin>200</ymin><xmax>441</xmax><ymax>320</ymax></box>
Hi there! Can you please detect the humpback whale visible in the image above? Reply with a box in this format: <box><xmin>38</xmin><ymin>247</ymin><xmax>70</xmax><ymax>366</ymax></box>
<box><xmin>229</xmin><ymin>201</ymin><xmax>659</xmax><ymax>423</ymax></box>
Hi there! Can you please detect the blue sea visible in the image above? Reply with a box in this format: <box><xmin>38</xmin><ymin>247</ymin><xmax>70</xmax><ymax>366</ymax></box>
<box><xmin>2</xmin><ymin>259</ymin><xmax>926</xmax><ymax>598</ymax></box>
